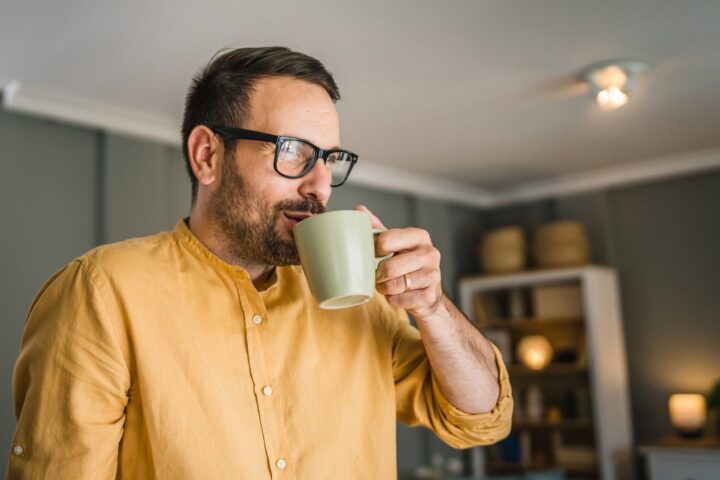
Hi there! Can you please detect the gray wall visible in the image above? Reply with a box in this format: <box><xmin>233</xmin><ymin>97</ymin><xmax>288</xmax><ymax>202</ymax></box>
<box><xmin>0</xmin><ymin>109</ymin><xmax>479</xmax><ymax>478</ymax></box>
<box><xmin>606</xmin><ymin>174</ymin><xmax>720</xmax><ymax>442</ymax></box>
<box><xmin>5</xmin><ymin>106</ymin><xmax>718</xmax><ymax>476</ymax></box>
<box><xmin>1</xmin><ymin>111</ymin><xmax>101</xmax><ymax>476</ymax></box>
<box><xmin>481</xmin><ymin>172</ymin><xmax>720</xmax><ymax>444</ymax></box>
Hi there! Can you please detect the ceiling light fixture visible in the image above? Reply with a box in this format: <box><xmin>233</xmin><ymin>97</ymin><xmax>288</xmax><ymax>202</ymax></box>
<box><xmin>580</xmin><ymin>59</ymin><xmax>648</xmax><ymax>110</ymax></box>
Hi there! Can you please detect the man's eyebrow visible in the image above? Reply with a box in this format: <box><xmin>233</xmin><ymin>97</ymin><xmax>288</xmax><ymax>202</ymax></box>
<box><xmin>306</xmin><ymin>138</ymin><xmax>342</xmax><ymax>151</ymax></box>
<box><xmin>286</xmin><ymin>133</ymin><xmax>342</xmax><ymax>151</ymax></box>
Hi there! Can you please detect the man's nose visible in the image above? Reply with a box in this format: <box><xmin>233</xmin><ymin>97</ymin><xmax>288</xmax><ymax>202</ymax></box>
<box><xmin>297</xmin><ymin>157</ymin><xmax>332</xmax><ymax>203</ymax></box>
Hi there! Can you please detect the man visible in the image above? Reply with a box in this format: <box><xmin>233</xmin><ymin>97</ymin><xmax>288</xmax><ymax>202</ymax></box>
<box><xmin>8</xmin><ymin>47</ymin><xmax>511</xmax><ymax>479</ymax></box>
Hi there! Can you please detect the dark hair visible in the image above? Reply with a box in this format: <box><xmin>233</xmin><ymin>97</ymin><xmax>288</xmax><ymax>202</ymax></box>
<box><xmin>181</xmin><ymin>46</ymin><xmax>341</xmax><ymax>203</ymax></box>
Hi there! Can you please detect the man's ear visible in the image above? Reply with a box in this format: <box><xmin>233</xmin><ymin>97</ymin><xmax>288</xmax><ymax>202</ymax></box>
<box><xmin>187</xmin><ymin>125</ymin><xmax>221</xmax><ymax>188</ymax></box>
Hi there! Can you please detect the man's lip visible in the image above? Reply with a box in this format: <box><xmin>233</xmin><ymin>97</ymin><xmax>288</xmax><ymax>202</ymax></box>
<box><xmin>284</xmin><ymin>212</ymin><xmax>314</xmax><ymax>221</ymax></box>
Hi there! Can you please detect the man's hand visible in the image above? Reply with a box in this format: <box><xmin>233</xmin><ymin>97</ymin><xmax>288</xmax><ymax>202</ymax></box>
<box><xmin>355</xmin><ymin>205</ymin><xmax>444</xmax><ymax>319</ymax></box>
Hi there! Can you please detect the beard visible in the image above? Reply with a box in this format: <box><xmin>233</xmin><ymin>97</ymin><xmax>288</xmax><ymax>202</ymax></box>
<box><xmin>207</xmin><ymin>152</ymin><xmax>325</xmax><ymax>266</ymax></box>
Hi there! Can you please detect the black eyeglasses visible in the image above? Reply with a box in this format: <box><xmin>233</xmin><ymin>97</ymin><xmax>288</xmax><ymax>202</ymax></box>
<box><xmin>211</xmin><ymin>126</ymin><xmax>358</xmax><ymax>187</ymax></box>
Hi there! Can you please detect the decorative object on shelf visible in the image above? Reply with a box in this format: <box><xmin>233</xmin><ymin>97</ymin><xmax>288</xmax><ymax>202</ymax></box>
<box><xmin>479</xmin><ymin>226</ymin><xmax>526</xmax><ymax>274</ymax></box>
<box><xmin>525</xmin><ymin>384</ymin><xmax>545</xmax><ymax>421</ymax></box>
<box><xmin>547</xmin><ymin>406</ymin><xmax>563</xmax><ymax>423</ymax></box>
<box><xmin>532</xmin><ymin>284</ymin><xmax>583</xmax><ymax>318</ymax></box>
<box><xmin>553</xmin><ymin>347</ymin><xmax>578</xmax><ymax>364</ymax></box>
<box><xmin>669</xmin><ymin>393</ymin><xmax>707</xmax><ymax>438</ymax></box>
<box><xmin>517</xmin><ymin>335</ymin><xmax>554</xmax><ymax>370</ymax></box>
<box><xmin>532</xmin><ymin>220</ymin><xmax>590</xmax><ymax>268</ymax></box>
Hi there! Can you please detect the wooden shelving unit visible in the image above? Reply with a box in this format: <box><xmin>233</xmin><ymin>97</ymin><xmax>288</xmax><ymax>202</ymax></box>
<box><xmin>459</xmin><ymin>266</ymin><xmax>633</xmax><ymax>480</ymax></box>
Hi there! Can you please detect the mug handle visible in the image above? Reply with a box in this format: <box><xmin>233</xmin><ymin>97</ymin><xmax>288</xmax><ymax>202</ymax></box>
<box><xmin>373</xmin><ymin>229</ymin><xmax>394</xmax><ymax>269</ymax></box>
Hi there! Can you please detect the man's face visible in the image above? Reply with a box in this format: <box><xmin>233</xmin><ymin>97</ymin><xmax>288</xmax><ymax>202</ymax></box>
<box><xmin>207</xmin><ymin>77</ymin><xmax>341</xmax><ymax>266</ymax></box>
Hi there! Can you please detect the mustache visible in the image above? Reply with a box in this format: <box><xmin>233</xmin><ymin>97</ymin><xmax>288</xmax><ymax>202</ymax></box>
<box><xmin>274</xmin><ymin>198</ymin><xmax>326</xmax><ymax>216</ymax></box>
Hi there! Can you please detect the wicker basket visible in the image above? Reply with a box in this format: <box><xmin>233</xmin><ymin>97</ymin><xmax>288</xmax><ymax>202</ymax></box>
<box><xmin>533</xmin><ymin>220</ymin><xmax>590</xmax><ymax>268</ymax></box>
<box><xmin>478</xmin><ymin>226</ymin><xmax>526</xmax><ymax>274</ymax></box>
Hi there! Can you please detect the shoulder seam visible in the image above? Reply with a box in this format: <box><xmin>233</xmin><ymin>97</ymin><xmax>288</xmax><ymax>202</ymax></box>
<box><xmin>77</xmin><ymin>257</ymin><xmax>132</xmax><ymax>380</ymax></box>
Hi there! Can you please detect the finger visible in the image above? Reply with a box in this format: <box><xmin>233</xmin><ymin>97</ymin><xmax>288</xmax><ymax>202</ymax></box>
<box><xmin>375</xmin><ymin>246</ymin><xmax>436</xmax><ymax>283</ymax></box>
<box><xmin>354</xmin><ymin>204</ymin><xmax>386</xmax><ymax>231</ymax></box>
<box><xmin>385</xmin><ymin>285</ymin><xmax>442</xmax><ymax>311</ymax></box>
<box><xmin>376</xmin><ymin>268</ymin><xmax>440</xmax><ymax>296</ymax></box>
<box><xmin>375</xmin><ymin>227</ymin><xmax>433</xmax><ymax>256</ymax></box>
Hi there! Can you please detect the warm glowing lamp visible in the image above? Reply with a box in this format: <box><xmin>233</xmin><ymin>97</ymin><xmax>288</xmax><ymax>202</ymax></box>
<box><xmin>596</xmin><ymin>85</ymin><xmax>628</xmax><ymax>109</ymax></box>
<box><xmin>580</xmin><ymin>59</ymin><xmax>647</xmax><ymax>110</ymax></box>
<box><xmin>668</xmin><ymin>393</ymin><xmax>707</xmax><ymax>438</ymax></box>
<box><xmin>516</xmin><ymin>335</ymin><xmax>554</xmax><ymax>370</ymax></box>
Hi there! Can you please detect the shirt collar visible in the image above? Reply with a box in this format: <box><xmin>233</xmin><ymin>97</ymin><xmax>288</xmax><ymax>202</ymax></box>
<box><xmin>172</xmin><ymin>218</ymin><xmax>281</xmax><ymax>292</ymax></box>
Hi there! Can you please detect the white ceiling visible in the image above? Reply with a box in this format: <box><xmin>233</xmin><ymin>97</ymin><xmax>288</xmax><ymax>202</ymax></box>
<box><xmin>2</xmin><ymin>0</ymin><xmax>720</xmax><ymax>200</ymax></box>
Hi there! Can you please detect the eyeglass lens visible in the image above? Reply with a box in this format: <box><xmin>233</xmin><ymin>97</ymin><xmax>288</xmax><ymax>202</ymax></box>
<box><xmin>276</xmin><ymin>139</ymin><xmax>353</xmax><ymax>186</ymax></box>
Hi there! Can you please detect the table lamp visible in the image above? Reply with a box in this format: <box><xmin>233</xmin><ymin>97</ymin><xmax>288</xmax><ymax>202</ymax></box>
<box><xmin>668</xmin><ymin>393</ymin><xmax>706</xmax><ymax>438</ymax></box>
<box><xmin>516</xmin><ymin>335</ymin><xmax>554</xmax><ymax>370</ymax></box>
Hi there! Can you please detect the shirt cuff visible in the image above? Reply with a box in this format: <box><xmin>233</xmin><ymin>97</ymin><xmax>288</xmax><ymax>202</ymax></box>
<box><xmin>431</xmin><ymin>342</ymin><xmax>513</xmax><ymax>428</ymax></box>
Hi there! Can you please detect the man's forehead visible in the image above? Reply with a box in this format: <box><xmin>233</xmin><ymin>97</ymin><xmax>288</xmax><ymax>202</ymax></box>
<box><xmin>246</xmin><ymin>77</ymin><xmax>340</xmax><ymax>148</ymax></box>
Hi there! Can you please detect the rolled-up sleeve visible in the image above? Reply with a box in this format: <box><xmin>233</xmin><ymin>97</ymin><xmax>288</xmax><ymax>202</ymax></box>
<box><xmin>7</xmin><ymin>259</ymin><xmax>130</xmax><ymax>479</ymax></box>
<box><xmin>391</xmin><ymin>309</ymin><xmax>513</xmax><ymax>449</ymax></box>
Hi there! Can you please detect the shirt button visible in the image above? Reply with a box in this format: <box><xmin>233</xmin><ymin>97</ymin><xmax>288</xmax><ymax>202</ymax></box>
<box><xmin>276</xmin><ymin>458</ymin><xmax>286</xmax><ymax>469</ymax></box>
<box><xmin>13</xmin><ymin>445</ymin><xmax>24</xmax><ymax>456</ymax></box>
<box><xmin>252</xmin><ymin>314</ymin><xmax>263</xmax><ymax>325</ymax></box>
<box><xmin>262</xmin><ymin>385</ymin><xmax>273</xmax><ymax>396</ymax></box>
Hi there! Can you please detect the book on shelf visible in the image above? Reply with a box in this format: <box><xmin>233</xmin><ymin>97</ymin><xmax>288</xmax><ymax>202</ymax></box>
<box><xmin>532</xmin><ymin>283</ymin><xmax>583</xmax><ymax>319</ymax></box>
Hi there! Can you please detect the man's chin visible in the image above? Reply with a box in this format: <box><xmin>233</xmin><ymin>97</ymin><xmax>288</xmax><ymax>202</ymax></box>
<box><xmin>267</xmin><ymin>239</ymin><xmax>301</xmax><ymax>266</ymax></box>
<box><xmin>270</xmin><ymin>253</ymin><xmax>301</xmax><ymax>267</ymax></box>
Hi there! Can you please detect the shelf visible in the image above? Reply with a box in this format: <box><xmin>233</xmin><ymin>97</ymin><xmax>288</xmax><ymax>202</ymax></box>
<box><xmin>458</xmin><ymin>265</ymin><xmax>612</xmax><ymax>290</ymax></box>
<box><xmin>513</xmin><ymin>419</ymin><xmax>594</xmax><ymax>430</ymax></box>
<box><xmin>508</xmin><ymin>363</ymin><xmax>588</xmax><ymax>377</ymax></box>
<box><xmin>486</xmin><ymin>460</ymin><xmax>598</xmax><ymax>478</ymax></box>
<box><xmin>459</xmin><ymin>266</ymin><xmax>632</xmax><ymax>480</ymax></box>
<box><xmin>479</xmin><ymin>316</ymin><xmax>584</xmax><ymax>331</ymax></box>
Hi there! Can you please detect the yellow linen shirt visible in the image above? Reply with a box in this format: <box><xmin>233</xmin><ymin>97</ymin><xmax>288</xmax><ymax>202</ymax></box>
<box><xmin>8</xmin><ymin>219</ymin><xmax>512</xmax><ymax>479</ymax></box>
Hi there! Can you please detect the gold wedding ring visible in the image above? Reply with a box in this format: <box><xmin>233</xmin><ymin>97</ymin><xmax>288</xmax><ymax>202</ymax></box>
<box><xmin>403</xmin><ymin>273</ymin><xmax>412</xmax><ymax>292</ymax></box>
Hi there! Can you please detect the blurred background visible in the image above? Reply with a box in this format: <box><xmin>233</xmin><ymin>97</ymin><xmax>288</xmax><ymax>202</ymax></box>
<box><xmin>2</xmin><ymin>1</ymin><xmax>720</xmax><ymax>478</ymax></box>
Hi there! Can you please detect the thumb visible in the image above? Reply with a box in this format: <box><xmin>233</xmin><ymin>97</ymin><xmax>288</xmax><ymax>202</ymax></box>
<box><xmin>354</xmin><ymin>204</ymin><xmax>386</xmax><ymax>231</ymax></box>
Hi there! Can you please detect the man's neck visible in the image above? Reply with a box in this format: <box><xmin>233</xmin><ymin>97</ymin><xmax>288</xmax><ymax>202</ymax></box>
<box><xmin>186</xmin><ymin>213</ymin><xmax>275</xmax><ymax>291</ymax></box>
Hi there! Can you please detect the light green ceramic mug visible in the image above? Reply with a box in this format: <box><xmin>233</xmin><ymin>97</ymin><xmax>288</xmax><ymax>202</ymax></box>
<box><xmin>293</xmin><ymin>210</ymin><xmax>390</xmax><ymax>309</ymax></box>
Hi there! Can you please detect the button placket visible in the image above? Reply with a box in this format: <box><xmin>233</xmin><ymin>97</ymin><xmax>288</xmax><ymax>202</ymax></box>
<box><xmin>237</xmin><ymin>282</ymin><xmax>290</xmax><ymax>480</ymax></box>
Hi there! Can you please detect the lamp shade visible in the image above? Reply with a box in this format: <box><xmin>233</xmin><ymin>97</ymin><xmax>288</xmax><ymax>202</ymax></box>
<box><xmin>516</xmin><ymin>335</ymin><xmax>554</xmax><ymax>370</ymax></box>
<box><xmin>669</xmin><ymin>394</ymin><xmax>706</xmax><ymax>437</ymax></box>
